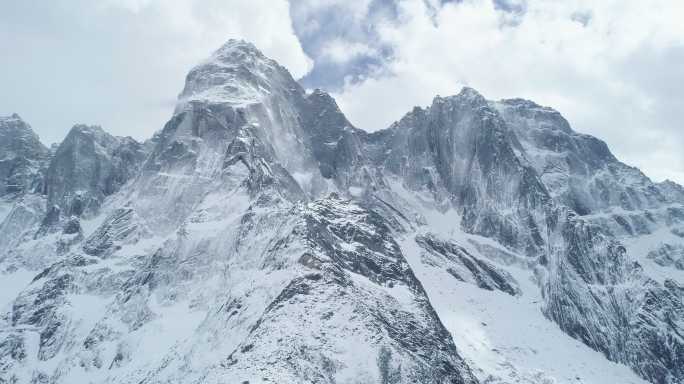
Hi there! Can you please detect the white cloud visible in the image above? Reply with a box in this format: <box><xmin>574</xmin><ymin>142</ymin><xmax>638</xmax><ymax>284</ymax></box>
<box><xmin>292</xmin><ymin>0</ymin><xmax>374</xmax><ymax>23</ymax></box>
<box><xmin>98</xmin><ymin>0</ymin><xmax>313</xmax><ymax>78</ymax></box>
<box><xmin>320</xmin><ymin>39</ymin><xmax>378</xmax><ymax>63</ymax></box>
<box><xmin>332</xmin><ymin>0</ymin><xmax>684</xmax><ymax>183</ymax></box>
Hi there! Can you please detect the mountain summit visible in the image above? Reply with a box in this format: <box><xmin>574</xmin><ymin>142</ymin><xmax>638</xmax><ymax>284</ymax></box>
<box><xmin>176</xmin><ymin>39</ymin><xmax>304</xmax><ymax>111</ymax></box>
<box><xmin>1</xmin><ymin>41</ymin><xmax>683</xmax><ymax>384</ymax></box>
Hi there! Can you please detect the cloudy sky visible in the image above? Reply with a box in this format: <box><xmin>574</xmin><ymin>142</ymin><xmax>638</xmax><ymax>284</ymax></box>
<box><xmin>1</xmin><ymin>0</ymin><xmax>682</xmax><ymax>183</ymax></box>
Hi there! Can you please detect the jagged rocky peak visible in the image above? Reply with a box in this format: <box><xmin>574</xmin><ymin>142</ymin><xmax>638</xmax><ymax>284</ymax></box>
<box><xmin>381</xmin><ymin>86</ymin><xmax>550</xmax><ymax>253</ymax></box>
<box><xmin>0</xmin><ymin>113</ymin><xmax>48</xmax><ymax>157</ymax></box>
<box><xmin>658</xmin><ymin>179</ymin><xmax>684</xmax><ymax>203</ymax></box>
<box><xmin>156</xmin><ymin>40</ymin><xmax>342</xmax><ymax>204</ymax></box>
<box><xmin>441</xmin><ymin>86</ymin><xmax>488</xmax><ymax>105</ymax></box>
<box><xmin>494</xmin><ymin>95</ymin><xmax>618</xmax><ymax>172</ymax></box>
<box><xmin>305</xmin><ymin>88</ymin><xmax>347</xmax><ymax>121</ymax></box>
<box><xmin>306</xmin><ymin>88</ymin><xmax>345</xmax><ymax>109</ymax></box>
<box><xmin>45</xmin><ymin>124</ymin><xmax>146</xmax><ymax>218</ymax></box>
<box><xmin>493</xmin><ymin>96</ymin><xmax>609</xmax><ymax>158</ymax></box>
<box><xmin>492</xmin><ymin>93</ymin><xmax>673</xmax><ymax>213</ymax></box>
<box><xmin>381</xmin><ymin>86</ymin><xmax>537</xmax><ymax>190</ymax></box>
<box><xmin>176</xmin><ymin>39</ymin><xmax>305</xmax><ymax>111</ymax></box>
<box><xmin>495</xmin><ymin>97</ymin><xmax>573</xmax><ymax>133</ymax></box>
<box><xmin>0</xmin><ymin>114</ymin><xmax>49</xmax><ymax>197</ymax></box>
<box><xmin>302</xmin><ymin>88</ymin><xmax>368</xmax><ymax>181</ymax></box>
<box><xmin>428</xmin><ymin>87</ymin><xmax>506</xmax><ymax>131</ymax></box>
<box><xmin>132</xmin><ymin>41</ymin><xmax>322</xmax><ymax>231</ymax></box>
<box><xmin>63</xmin><ymin>124</ymin><xmax>119</xmax><ymax>149</ymax></box>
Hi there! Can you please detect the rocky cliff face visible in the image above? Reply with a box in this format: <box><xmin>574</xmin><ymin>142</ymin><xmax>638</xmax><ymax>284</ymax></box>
<box><xmin>1</xmin><ymin>40</ymin><xmax>682</xmax><ymax>384</ymax></box>
<box><xmin>0</xmin><ymin>114</ymin><xmax>49</xmax><ymax>200</ymax></box>
<box><xmin>45</xmin><ymin>125</ymin><xmax>147</xmax><ymax>219</ymax></box>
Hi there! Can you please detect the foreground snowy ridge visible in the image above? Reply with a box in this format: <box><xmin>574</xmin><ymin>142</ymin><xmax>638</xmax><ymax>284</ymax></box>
<box><xmin>1</xmin><ymin>40</ymin><xmax>682</xmax><ymax>384</ymax></box>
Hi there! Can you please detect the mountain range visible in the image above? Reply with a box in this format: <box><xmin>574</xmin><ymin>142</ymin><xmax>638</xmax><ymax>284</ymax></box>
<box><xmin>1</xmin><ymin>40</ymin><xmax>683</xmax><ymax>384</ymax></box>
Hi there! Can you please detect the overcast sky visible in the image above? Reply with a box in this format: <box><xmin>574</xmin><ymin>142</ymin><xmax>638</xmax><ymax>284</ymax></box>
<box><xmin>1</xmin><ymin>0</ymin><xmax>682</xmax><ymax>183</ymax></box>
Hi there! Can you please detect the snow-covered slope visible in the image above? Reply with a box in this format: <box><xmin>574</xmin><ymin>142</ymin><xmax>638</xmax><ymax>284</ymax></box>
<box><xmin>1</xmin><ymin>40</ymin><xmax>682</xmax><ymax>384</ymax></box>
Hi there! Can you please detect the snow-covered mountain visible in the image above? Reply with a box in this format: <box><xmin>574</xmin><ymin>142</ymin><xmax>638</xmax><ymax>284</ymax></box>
<box><xmin>1</xmin><ymin>40</ymin><xmax>682</xmax><ymax>384</ymax></box>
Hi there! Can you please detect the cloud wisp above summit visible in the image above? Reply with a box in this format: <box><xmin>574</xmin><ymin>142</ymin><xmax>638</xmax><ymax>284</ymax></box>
<box><xmin>0</xmin><ymin>0</ymin><xmax>682</xmax><ymax>183</ymax></box>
